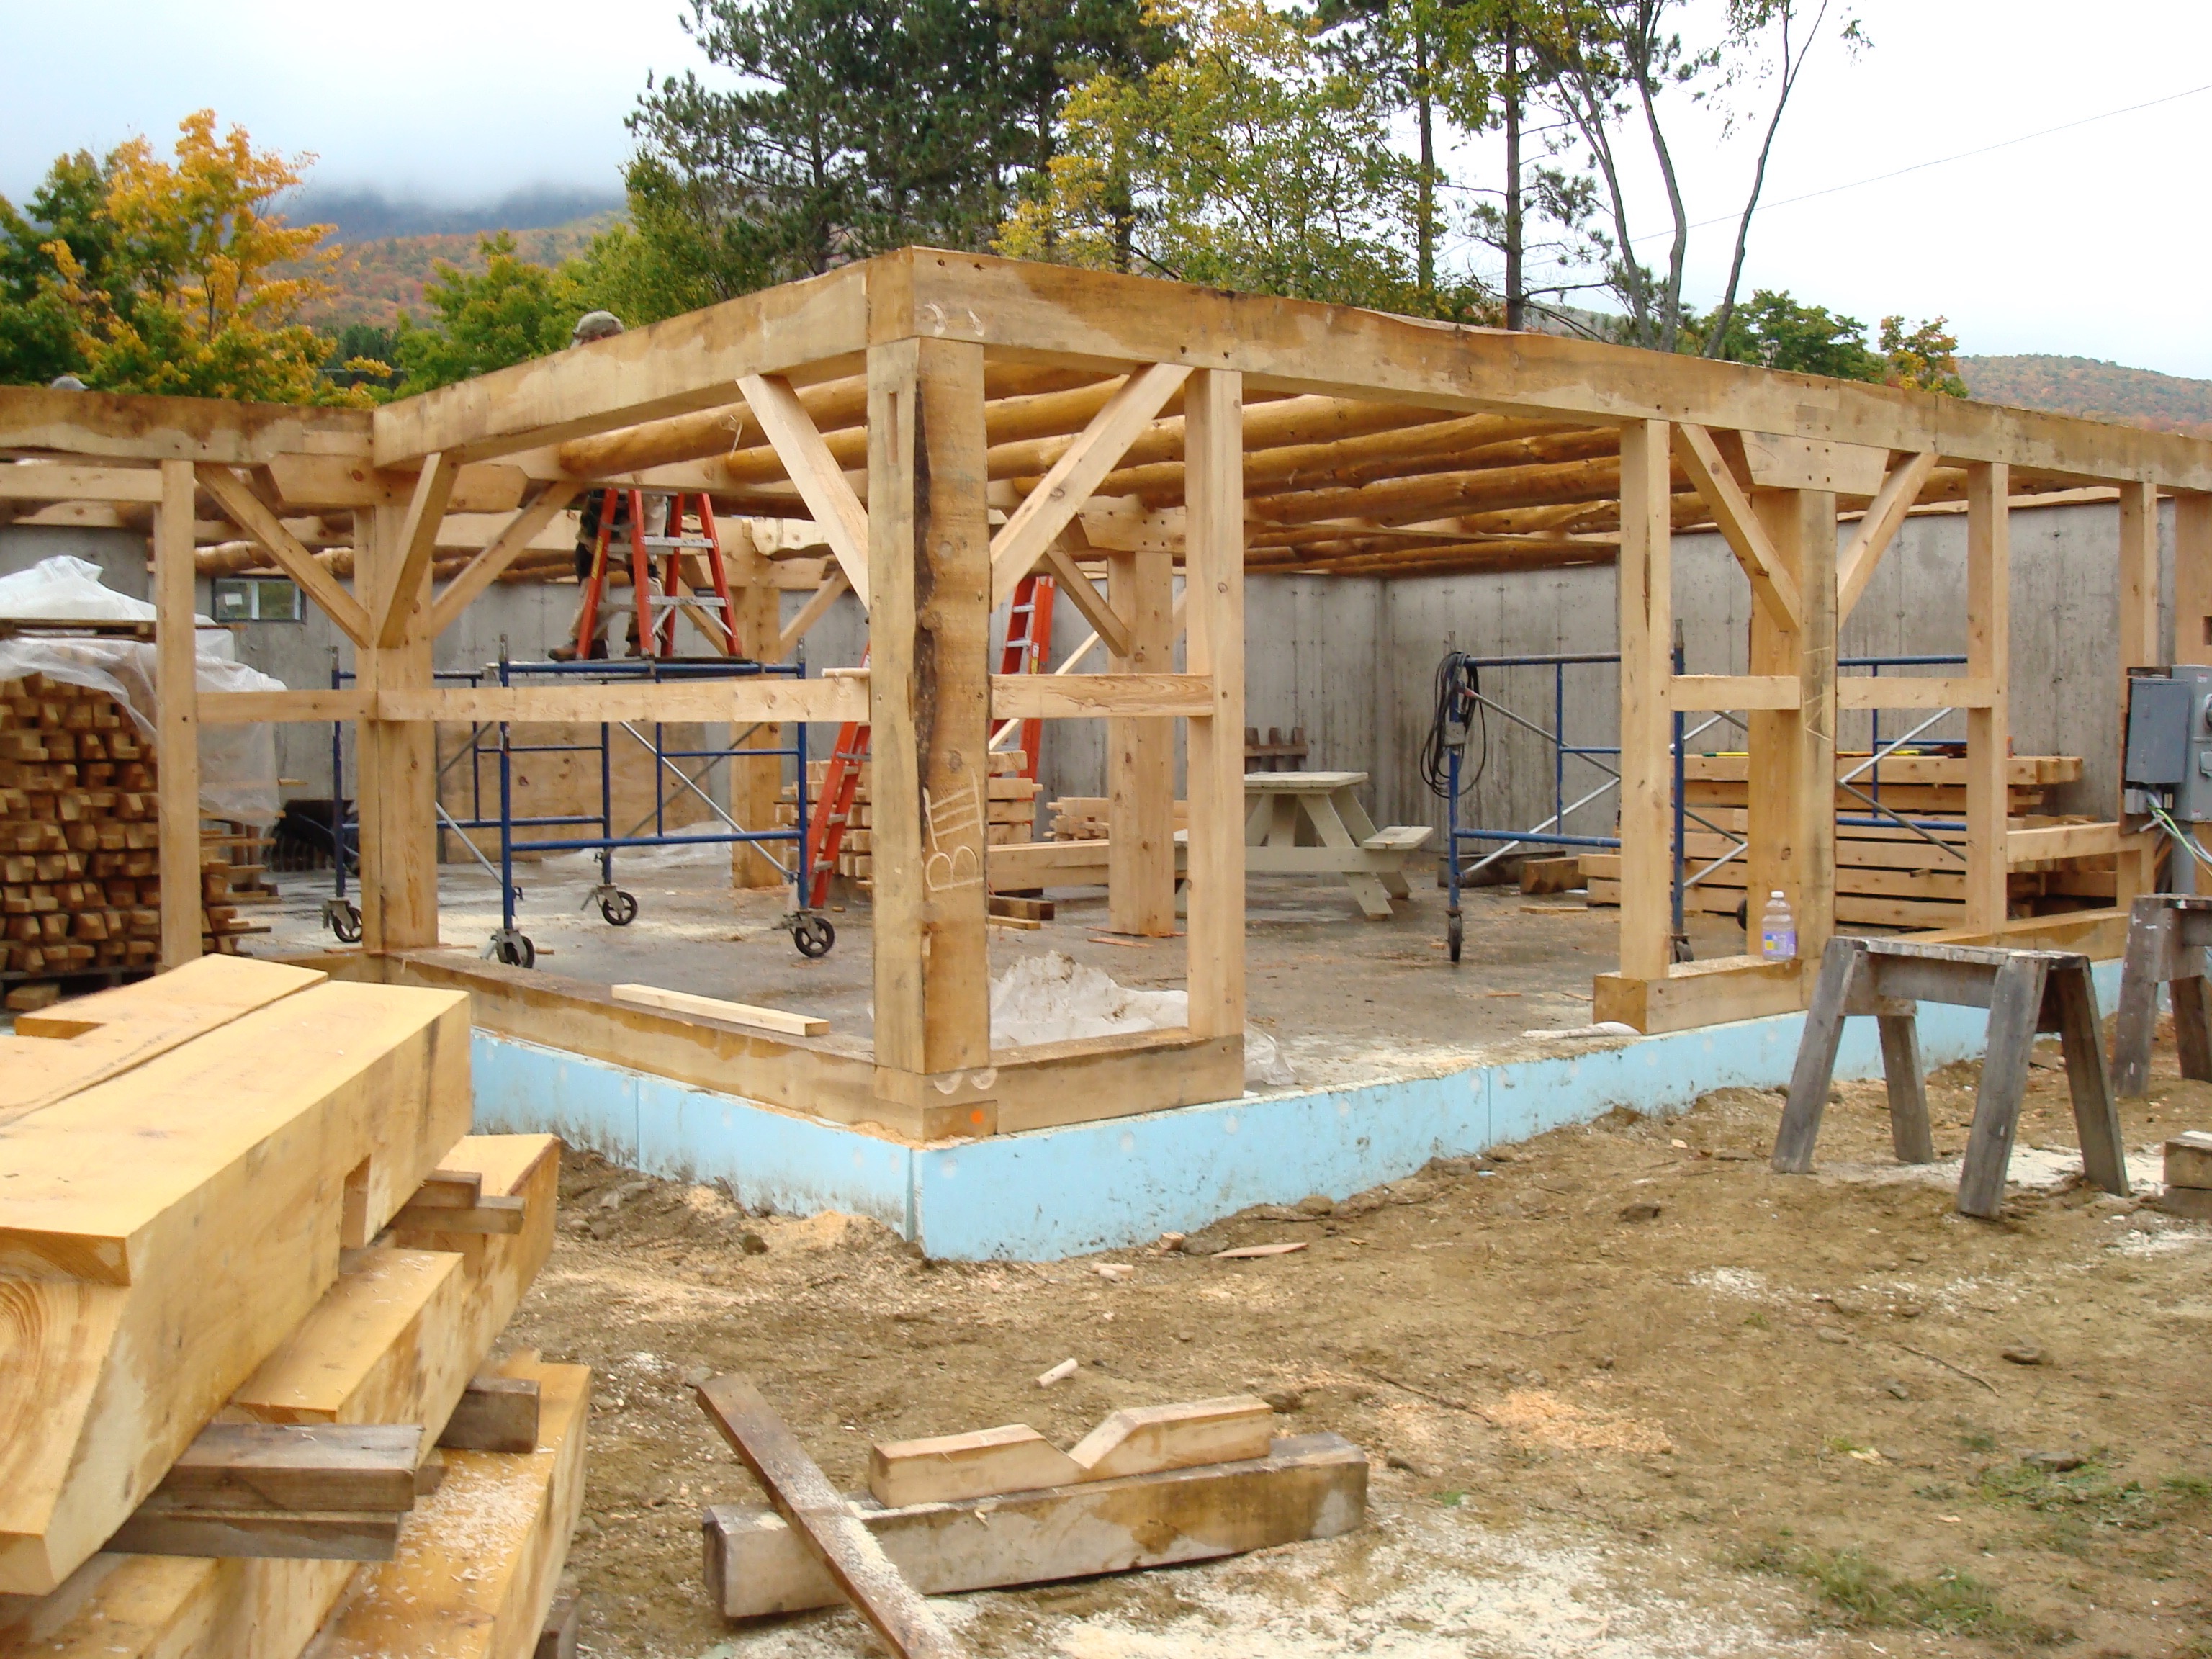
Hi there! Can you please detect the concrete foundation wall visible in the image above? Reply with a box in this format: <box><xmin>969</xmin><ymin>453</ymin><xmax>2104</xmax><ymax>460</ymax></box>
<box><xmin>0</xmin><ymin>493</ymin><xmax>2175</xmax><ymax>853</ymax></box>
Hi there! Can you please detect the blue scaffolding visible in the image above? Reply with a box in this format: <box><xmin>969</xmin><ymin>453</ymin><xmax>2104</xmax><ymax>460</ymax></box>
<box><xmin>320</xmin><ymin>650</ymin><xmax>827</xmax><ymax>965</ymax></box>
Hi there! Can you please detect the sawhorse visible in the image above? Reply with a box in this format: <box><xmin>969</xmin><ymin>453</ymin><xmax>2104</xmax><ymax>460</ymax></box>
<box><xmin>2111</xmin><ymin>892</ymin><xmax>2212</xmax><ymax>1098</ymax></box>
<box><xmin>1772</xmin><ymin>936</ymin><xmax>2129</xmax><ymax>1219</ymax></box>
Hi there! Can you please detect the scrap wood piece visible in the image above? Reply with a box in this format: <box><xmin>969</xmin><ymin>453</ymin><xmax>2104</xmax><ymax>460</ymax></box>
<box><xmin>696</xmin><ymin>1372</ymin><xmax>966</xmax><ymax>1659</ymax></box>
<box><xmin>392</xmin><ymin>1189</ymin><xmax>528</xmax><ymax>1234</ymax></box>
<box><xmin>868</xmin><ymin>1424</ymin><xmax>1082</xmax><ymax>1508</ymax></box>
<box><xmin>148</xmin><ymin>1421</ymin><xmax>421</xmax><ymax>1514</ymax></box>
<box><xmin>1211</xmin><ymin>1241</ymin><xmax>1308</xmax><ymax>1259</ymax></box>
<box><xmin>1067</xmin><ymin>1396</ymin><xmax>1274</xmax><ymax>1480</ymax></box>
<box><xmin>610</xmin><ymin>982</ymin><xmax>829</xmax><ymax>1038</ymax></box>
<box><xmin>313</xmin><ymin>1358</ymin><xmax>592</xmax><ymax>1659</ymax></box>
<box><xmin>703</xmin><ymin>1431</ymin><xmax>1370</xmax><ymax>1621</ymax></box>
<box><xmin>102</xmin><ymin>1506</ymin><xmax>401</xmax><ymax>1563</ymax></box>
<box><xmin>439</xmin><ymin>1375</ymin><xmax>541</xmax><ymax>1454</ymax></box>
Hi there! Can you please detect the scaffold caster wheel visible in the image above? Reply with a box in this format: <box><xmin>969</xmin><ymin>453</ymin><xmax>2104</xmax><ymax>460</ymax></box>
<box><xmin>323</xmin><ymin>898</ymin><xmax>361</xmax><ymax>944</ymax></box>
<box><xmin>789</xmin><ymin>913</ymin><xmax>835</xmax><ymax>958</ymax></box>
<box><xmin>487</xmin><ymin>929</ymin><xmax>536</xmax><ymax>969</ymax></box>
<box><xmin>1671</xmin><ymin>932</ymin><xmax>1694</xmax><ymax>966</ymax></box>
<box><xmin>598</xmin><ymin>888</ymin><xmax>639</xmax><ymax>927</ymax></box>
<box><xmin>1734</xmin><ymin>898</ymin><xmax>1750</xmax><ymax>932</ymax></box>
<box><xmin>1447</xmin><ymin>910</ymin><xmax>1463</xmax><ymax>964</ymax></box>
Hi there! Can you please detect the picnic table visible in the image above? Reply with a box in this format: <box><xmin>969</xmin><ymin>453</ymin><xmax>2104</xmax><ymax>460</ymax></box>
<box><xmin>1242</xmin><ymin>770</ymin><xmax>1431</xmax><ymax>919</ymax></box>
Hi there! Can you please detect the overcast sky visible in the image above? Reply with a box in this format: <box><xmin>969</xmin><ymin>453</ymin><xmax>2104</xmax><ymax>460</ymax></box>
<box><xmin>4</xmin><ymin>0</ymin><xmax>2210</xmax><ymax>374</ymax></box>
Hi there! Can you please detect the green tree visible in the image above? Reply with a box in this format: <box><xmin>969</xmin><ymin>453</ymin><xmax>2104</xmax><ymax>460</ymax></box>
<box><xmin>392</xmin><ymin>233</ymin><xmax>584</xmax><ymax>394</ymax></box>
<box><xmin>999</xmin><ymin>0</ymin><xmax>1447</xmax><ymax>313</ymax></box>
<box><xmin>1683</xmin><ymin>289</ymin><xmax>1966</xmax><ymax>395</ymax></box>
<box><xmin>0</xmin><ymin>150</ymin><xmax>119</xmax><ymax>385</ymax></box>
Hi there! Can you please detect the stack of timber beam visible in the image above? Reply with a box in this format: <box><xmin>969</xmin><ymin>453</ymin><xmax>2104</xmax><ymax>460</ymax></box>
<box><xmin>778</xmin><ymin>750</ymin><xmax>1039</xmax><ymax>886</ymax></box>
<box><xmin>1582</xmin><ymin>751</ymin><xmax>2110</xmax><ymax>929</ymax></box>
<box><xmin>0</xmin><ymin>955</ymin><xmax>588</xmax><ymax>1659</ymax></box>
<box><xmin>0</xmin><ymin>675</ymin><xmax>266</xmax><ymax>1010</ymax></box>
<box><xmin>1049</xmin><ymin>795</ymin><xmax>1190</xmax><ymax>841</ymax></box>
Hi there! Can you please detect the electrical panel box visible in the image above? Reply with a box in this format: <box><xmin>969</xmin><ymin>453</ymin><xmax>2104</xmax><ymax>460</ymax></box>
<box><xmin>2124</xmin><ymin>666</ymin><xmax>2212</xmax><ymax>822</ymax></box>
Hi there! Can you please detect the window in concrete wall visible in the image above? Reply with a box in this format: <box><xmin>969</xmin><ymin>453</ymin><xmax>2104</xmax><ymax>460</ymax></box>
<box><xmin>211</xmin><ymin>576</ymin><xmax>304</xmax><ymax>623</ymax></box>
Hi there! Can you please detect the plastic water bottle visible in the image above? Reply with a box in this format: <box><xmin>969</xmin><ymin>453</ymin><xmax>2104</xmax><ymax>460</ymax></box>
<box><xmin>1758</xmin><ymin>890</ymin><xmax>1797</xmax><ymax>962</ymax></box>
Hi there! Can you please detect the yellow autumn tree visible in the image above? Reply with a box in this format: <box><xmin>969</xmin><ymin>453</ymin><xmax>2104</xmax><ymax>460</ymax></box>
<box><xmin>45</xmin><ymin>111</ymin><xmax>366</xmax><ymax>403</ymax></box>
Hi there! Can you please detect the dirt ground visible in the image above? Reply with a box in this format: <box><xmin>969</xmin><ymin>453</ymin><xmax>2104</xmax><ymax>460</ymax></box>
<box><xmin>502</xmin><ymin>1025</ymin><xmax>2212</xmax><ymax>1659</ymax></box>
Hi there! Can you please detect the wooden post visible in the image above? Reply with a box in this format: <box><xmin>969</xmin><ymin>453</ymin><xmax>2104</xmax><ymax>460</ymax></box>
<box><xmin>1107</xmin><ymin>547</ymin><xmax>1176</xmax><ymax>935</ymax></box>
<box><xmin>1183</xmin><ymin>369</ymin><xmax>1245</xmax><ymax>1042</ymax></box>
<box><xmin>1746</xmin><ymin>486</ymin><xmax>1834</xmax><ymax>971</ymax></box>
<box><xmin>1964</xmin><ymin>463</ymin><xmax>2011</xmax><ymax>931</ymax></box>
<box><xmin>731</xmin><ymin>541</ymin><xmax>785</xmax><ymax>890</ymax></box>
<box><xmin>155</xmin><ymin>458</ymin><xmax>202</xmax><ymax>970</ymax></box>
<box><xmin>356</xmin><ymin>503</ymin><xmax>441</xmax><ymax>953</ymax></box>
<box><xmin>867</xmin><ymin>336</ymin><xmax>992</xmax><ymax>1077</ymax></box>
<box><xmin>1616</xmin><ymin>419</ymin><xmax>1673</xmax><ymax>979</ymax></box>
<box><xmin>2118</xmin><ymin>479</ymin><xmax>2162</xmax><ymax>904</ymax></box>
<box><xmin>2176</xmin><ymin>493</ymin><xmax>2212</xmax><ymax>669</ymax></box>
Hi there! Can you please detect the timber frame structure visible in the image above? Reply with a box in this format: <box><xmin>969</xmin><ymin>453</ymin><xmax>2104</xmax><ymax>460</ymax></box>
<box><xmin>5</xmin><ymin>246</ymin><xmax>2212</xmax><ymax>1128</ymax></box>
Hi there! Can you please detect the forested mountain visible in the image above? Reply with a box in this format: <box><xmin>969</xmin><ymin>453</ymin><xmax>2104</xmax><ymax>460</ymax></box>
<box><xmin>1960</xmin><ymin>355</ymin><xmax>2212</xmax><ymax>437</ymax></box>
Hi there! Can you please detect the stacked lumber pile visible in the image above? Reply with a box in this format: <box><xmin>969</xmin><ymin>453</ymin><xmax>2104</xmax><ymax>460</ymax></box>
<box><xmin>1583</xmin><ymin>751</ymin><xmax>2112</xmax><ymax>929</ymax></box>
<box><xmin>1048</xmin><ymin>795</ymin><xmax>1190</xmax><ymax>841</ymax></box>
<box><xmin>0</xmin><ymin>956</ymin><xmax>588</xmax><ymax>1659</ymax></box>
<box><xmin>699</xmin><ymin>1387</ymin><xmax>1367</xmax><ymax>1624</ymax></box>
<box><xmin>778</xmin><ymin>749</ymin><xmax>1040</xmax><ymax>884</ymax></box>
<box><xmin>0</xmin><ymin>674</ymin><xmax>263</xmax><ymax>1010</ymax></box>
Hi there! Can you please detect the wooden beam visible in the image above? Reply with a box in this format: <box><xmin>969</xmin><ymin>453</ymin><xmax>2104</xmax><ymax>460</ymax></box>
<box><xmin>696</xmin><ymin>1372</ymin><xmax>966</xmax><ymax>1659</ymax></box>
<box><xmin>1066</xmin><ymin>1397</ymin><xmax>1272</xmax><ymax>1478</ymax></box>
<box><xmin>738</xmin><ymin>372</ymin><xmax>871</xmax><ymax>607</ymax></box>
<box><xmin>424</xmin><ymin>482</ymin><xmax>582</xmax><ymax>638</ymax></box>
<box><xmin>1665</xmin><ymin>674</ymin><xmax>1796</xmax><ymax>711</ymax></box>
<box><xmin>195</xmin><ymin>465</ymin><xmax>372</xmax><ymax>647</ymax></box>
<box><xmin>610</xmin><ymin>982</ymin><xmax>829</xmax><ymax>1037</ymax></box>
<box><xmin>0</xmin><ymin>462</ymin><xmax>164</xmax><ymax>504</ymax></box>
<box><xmin>102</xmin><ymin>1506</ymin><xmax>401</xmax><ymax>1563</ymax></box>
<box><xmin>1038</xmin><ymin>536</ymin><xmax>1133</xmax><ymax>657</ymax></box>
<box><xmin>989</xmin><ymin>361</ymin><xmax>1190</xmax><ymax>607</ymax></box>
<box><xmin>704</xmin><ymin>1431</ymin><xmax>1370</xmax><ymax>1620</ymax></box>
<box><xmin>868</xmin><ymin>336</ymin><xmax>993</xmax><ymax>1076</ymax></box>
<box><xmin>373</xmin><ymin>451</ymin><xmax>459</xmax><ymax>647</ymax></box>
<box><xmin>437</xmin><ymin>1375</ymin><xmax>541</xmax><ymax>1453</ymax></box>
<box><xmin>989</xmin><ymin>673</ymin><xmax>1210</xmax><ymax>721</ymax></box>
<box><xmin>771</xmin><ymin>567</ymin><xmax>850</xmax><ymax>664</ymax></box>
<box><xmin>1673</xmin><ymin>424</ymin><xmax>1803</xmax><ymax>631</ymax></box>
<box><xmin>1184</xmin><ymin>369</ymin><xmax>1245</xmax><ymax>1042</ymax></box>
<box><xmin>2117</xmin><ymin>479</ymin><xmax>2159</xmax><ymax>907</ymax></box>
<box><xmin>1835</xmin><ymin>675</ymin><xmax>1996</xmax><ymax>711</ymax></box>
<box><xmin>1107</xmin><ymin>545</ymin><xmax>1177</xmax><ymax>937</ymax></box>
<box><xmin>197</xmin><ymin>688</ymin><xmax>373</xmax><ymax>724</ymax></box>
<box><xmin>0</xmin><ymin>382</ymin><xmax>370</xmax><ymax>465</ymax></box>
<box><xmin>354</xmin><ymin>503</ymin><xmax>440</xmax><ymax>954</ymax></box>
<box><xmin>868</xmin><ymin>1425</ymin><xmax>1082</xmax><ymax>1508</ymax></box>
<box><xmin>1836</xmin><ymin>449</ymin><xmax>1938</xmax><ymax>619</ymax></box>
<box><xmin>155</xmin><ymin>459</ymin><xmax>202</xmax><ymax>973</ymax></box>
<box><xmin>2177</xmin><ymin>493</ymin><xmax>2212</xmax><ymax>669</ymax></box>
<box><xmin>146</xmin><ymin>1423</ymin><xmax>420</xmax><ymax>1514</ymax></box>
<box><xmin>1617</xmin><ymin>420</ymin><xmax>1673</xmax><ymax>980</ymax></box>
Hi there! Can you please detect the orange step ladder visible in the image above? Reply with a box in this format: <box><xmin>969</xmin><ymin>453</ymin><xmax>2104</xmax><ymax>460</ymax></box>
<box><xmin>799</xmin><ymin>572</ymin><xmax>1056</xmax><ymax>907</ymax></box>
<box><xmin>572</xmin><ymin>488</ymin><xmax>745</xmax><ymax>658</ymax></box>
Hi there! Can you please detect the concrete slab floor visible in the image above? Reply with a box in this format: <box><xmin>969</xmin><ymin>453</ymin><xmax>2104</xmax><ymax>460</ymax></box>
<box><xmin>255</xmin><ymin>857</ymin><xmax>1748</xmax><ymax>1093</ymax></box>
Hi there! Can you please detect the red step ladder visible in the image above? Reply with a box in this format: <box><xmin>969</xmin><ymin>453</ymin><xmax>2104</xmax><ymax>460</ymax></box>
<box><xmin>572</xmin><ymin>489</ymin><xmax>745</xmax><ymax>658</ymax></box>
<box><xmin>799</xmin><ymin>573</ymin><xmax>1056</xmax><ymax>907</ymax></box>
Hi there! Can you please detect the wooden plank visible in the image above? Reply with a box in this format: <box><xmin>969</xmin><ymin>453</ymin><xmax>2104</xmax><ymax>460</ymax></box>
<box><xmin>1876</xmin><ymin>1012</ymin><xmax>1936</xmax><ymax>1164</ymax></box>
<box><xmin>1066</xmin><ymin>1397</ymin><xmax>1273</xmax><ymax>1480</ymax></box>
<box><xmin>1591</xmin><ymin>953</ymin><xmax>1805</xmax><ymax>1034</ymax></box>
<box><xmin>0</xmin><ymin>981</ymin><xmax>471</xmax><ymax>1596</ymax></box>
<box><xmin>1836</xmin><ymin>449</ymin><xmax>1939</xmax><ymax>618</ymax></box>
<box><xmin>1617</xmin><ymin>419</ymin><xmax>1673</xmax><ymax>980</ymax></box>
<box><xmin>867</xmin><ymin>1425</ymin><xmax>1083</xmax><ymax>1508</ymax></box>
<box><xmin>1665</xmin><ymin>674</ymin><xmax>1796</xmax><ymax>711</ymax></box>
<box><xmin>989</xmin><ymin>673</ymin><xmax>1210</xmax><ymax>721</ymax></box>
<box><xmin>989</xmin><ymin>362</ymin><xmax>1190</xmax><ymax>606</ymax></box>
<box><xmin>2048</xmin><ymin>961</ymin><xmax>2128</xmax><ymax>1196</ymax></box>
<box><xmin>1771</xmin><ymin>939</ymin><xmax>1861</xmax><ymax>1173</ymax></box>
<box><xmin>0</xmin><ymin>955</ymin><xmax>324</xmax><ymax>1126</ymax></box>
<box><xmin>194</xmin><ymin>464</ymin><xmax>373</xmax><ymax>646</ymax></box>
<box><xmin>696</xmin><ymin>1373</ymin><xmax>966</xmax><ymax>1659</ymax></box>
<box><xmin>739</xmin><ymin>372</ymin><xmax>871</xmax><ymax>608</ymax></box>
<box><xmin>1956</xmin><ymin>955</ymin><xmax>2046</xmax><ymax>1218</ymax></box>
<box><xmin>146</xmin><ymin>1423</ymin><xmax>419</xmax><ymax>1514</ymax></box>
<box><xmin>1835</xmin><ymin>675</ymin><xmax>1995</xmax><ymax>710</ymax></box>
<box><xmin>705</xmin><ymin>1431</ymin><xmax>1370</xmax><ymax>1619</ymax></box>
<box><xmin>771</xmin><ymin>568</ymin><xmax>849</xmax><ymax>664</ymax></box>
<box><xmin>154</xmin><ymin>459</ymin><xmax>202</xmax><ymax>971</ymax></box>
<box><xmin>610</xmin><ymin>982</ymin><xmax>828</xmax><ymax>1037</ymax></box>
<box><xmin>1038</xmin><ymin>537</ymin><xmax>1133</xmax><ymax>657</ymax></box>
<box><xmin>1184</xmin><ymin>369</ymin><xmax>1245</xmax><ymax>1040</ymax></box>
<box><xmin>313</xmin><ymin>1357</ymin><xmax>592</xmax><ymax>1659</ymax></box>
<box><xmin>102</xmin><ymin>1507</ymin><xmax>400</xmax><ymax>1563</ymax></box>
<box><xmin>866</xmin><ymin>336</ymin><xmax>994</xmax><ymax>1077</ymax></box>
<box><xmin>1108</xmin><ymin>547</ymin><xmax>1178</xmax><ymax>937</ymax></box>
<box><xmin>424</xmin><ymin>482</ymin><xmax>583</xmax><ymax>639</ymax></box>
<box><xmin>390</xmin><ymin>1192</ymin><xmax>526</xmax><ymax>1235</ymax></box>
<box><xmin>2006</xmin><ymin>821</ymin><xmax>2126</xmax><ymax>863</ymax></box>
<box><xmin>439</xmin><ymin>1376</ymin><xmax>541</xmax><ymax>1454</ymax></box>
<box><xmin>1965</xmin><ymin>464</ymin><xmax>2011</xmax><ymax>931</ymax></box>
<box><xmin>1672</xmin><ymin>424</ymin><xmax>1802</xmax><ymax>631</ymax></box>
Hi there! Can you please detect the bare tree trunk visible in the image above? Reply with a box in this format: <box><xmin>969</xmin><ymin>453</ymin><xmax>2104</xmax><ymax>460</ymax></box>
<box><xmin>1705</xmin><ymin>4</ymin><xmax>1825</xmax><ymax>356</ymax></box>
<box><xmin>1504</xmin><ymin>12</ymin><xmax>1524</xmax><ymax>329</ymax></box>
<box><xmin>1416</xmin><ymin>24</ymin><xmax>1436</xmax><ymax>296</ymax></box>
